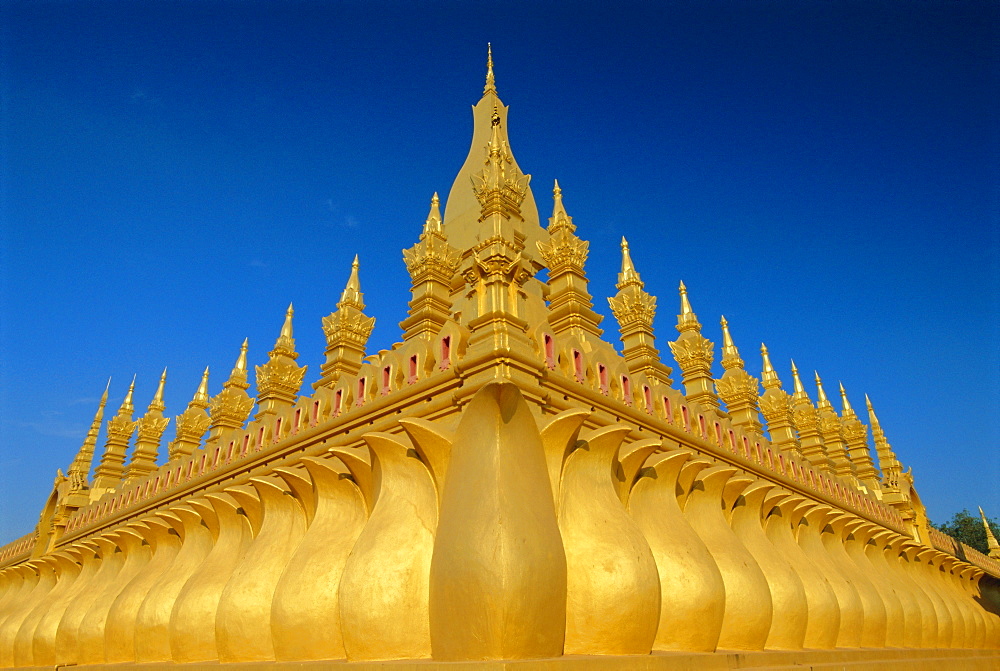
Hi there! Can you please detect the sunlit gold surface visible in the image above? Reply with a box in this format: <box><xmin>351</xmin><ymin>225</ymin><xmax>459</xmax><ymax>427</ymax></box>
<box><xmin>0</xmin><ymin>46</ymin><xmax>997</xmax><ymax>670</ymax></box>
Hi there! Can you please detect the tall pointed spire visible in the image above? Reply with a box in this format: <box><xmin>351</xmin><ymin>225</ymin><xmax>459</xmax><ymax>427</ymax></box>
<box><xmin>319</xmin><ymin>257</ymin><xmax>376</xmax><ymax>387</ymax></box>
<box><xmin>866</xmin><ymin>394</ymin><xmax>902</xmax><ymax>492</ymax></box>
<box><xmin>617</xmin><ymin>237</ymin><xmax>643</xmax><ymax>288</ymax></box>
<box><xmin>424</xmin><ymin>193</ymin><xmax>443</xmax><ymax>235</ymax></box>
<box><xmin>442</xmin><ymin>46</ymin><xmax>543</xmax><ymax>263</ymax></box>
<box><xmin>551</xmin><ymin>179</ymin><xmax>565</xmax><ymax>219</ymax></box>
<box><xmin>233</xmin><ymin>338</ymin><xmax>249</xmax><ymax>381</ymax></box>
<box><xmin>760</xmin><ymin>344</ymin><xmax>780</xmax><ymax>389</ymax></box>
<box><xmin>789</xmin><ymin>361</ymin><xmax>833</xmax><ymax>473</ymax></box>
<box><xmin>67</xmin><ymin>378</ymin><xmax>111</xmax><ymax>493</ymax></box>
<box><xmin>402</xmin><ymin>196</ymin><xmax>460</xmax><ymax>342</ymax></box>
<box><xmin>463</xmin><ymin>97</ymin><xmax>535</xmax><ymax>354</ymax></box>
<box><xmin>839</xmin><ymin>382</ymin><xmax>855</xmax><ymax>417</ymax></box>
<box><xmin>719</xmin><ymin>317</ymin><xmax>741</xmax><ymax>370</ymax></box>
<box><xmin>815</xmin><ymin>371</ymin><xmax>831</xmax><ymax>408</ymax></box>
<box><xmin>209</xmin><ymin>339</ymin><xmax>256</xmax><ymax>441</ymax></box>
<box><xmin>791</xmin><ymin>360</ymin><xmax>806</xmax><ymax>396</ymax></box>
<box><xmin>837</xmin><ymin>382</ymin><xmax>879</xmax><ymax>490</ymax></box>
<box><xmin>340</xmin><ymin>259</ymin><xmax>363</xmax><ymax>307</ymax></box>
<box><xmin>978</xmin><ymin>507</ymin><xmax>1000</xmax><ymax>558</ymax></box>
<box><xmin>757</xmin><ymin>343</ymin><xmax>799</xmax><ymax>454</ymax></box>
<box><xmin>91</xmin><ymin>375</ymin><xmax>139</xmax><ymax>494</ymax></box>
<box><xmin>668</xmin><ymin>282</ymin><xmax>718</xmax><ymax>412</ymax></box>
<box><xmin>537</xmin><ymin>181</ymin><xmax>605</xmax><ymax>343</ymax></box>
<box><xmin>608</xmin><ymin>236</ymin><xmax>672</xmax><ymax>386</ymax></box>
<box><xmin>125</xmin><ymin>368</ymin><xmax>171</xmax><ymax>482</ymax></box>
<box><xmin>484</xmin><ymin>42</ymin><xmax>496</xmax><ymax>97</ymax></box>
<box><xmin>714</xmin><ymin>318</ymin><xmax>761</xmax><ymax>435</ymax></box>
<box><xmin>272</xmin><ymin>303</ymin><xmax>296</xmax><ymax>357</ymax></box>
<box><xmin>168</xmin><ymin>368</ymin><xmax>213</xmax><ymax>460</ymax></box>
<box><xmin>194</xmin><ymin>366</ymin><xmax>210</xmax><ymax>403</ymax></box>
<box><xmin>257</xmin><ymin>305</ymin><xmax>308</xmax><ymax>419</ymax></box>
<box><xmin>814</xmin><ymin>371</ymin><xmax>856</xmax><ymax>482</ymax></box>
<box><xmin>676</xmin><ymin>281</ymin><xmax>700</xmax><ymax>332</ymax></box>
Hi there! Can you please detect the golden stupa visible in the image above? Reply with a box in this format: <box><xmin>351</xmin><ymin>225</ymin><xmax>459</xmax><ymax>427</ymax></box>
<box><xmin>0</xmin><ymin>47</ymin><xmax>997</xmax><ymax>670</ymax></box>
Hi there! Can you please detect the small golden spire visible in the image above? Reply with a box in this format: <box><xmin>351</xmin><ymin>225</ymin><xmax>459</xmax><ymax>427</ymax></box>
<box><xmin>67</xmin><ymin>378</ymin><xmax>112</xmax><ymax>490</ymax></box>
<box><xmin>280</xmin><ymin>303</ymin><xmax>294</xmax><ymax>340</ymax></box>
<box><xmin>719</xmin><ymin>317</ymin><xmax>743</xmax><ymax>370</ymax></box>
<box><xmin>484</xmin><ymin>42</ymin><xmax>496</xmax><ymax>96</ymax></box>
<box><xmin>193</xmin><ymin>366</ymin><xmax>210</xmax><ymax>405</ymax></box>
<box><xmin>760</xmin><ymin>343</ymin><xmax>781</xmax><ymax>389</ymax></box>
<box><xmin>865</xmin><ymin>393</ymin><xmax>878</xmax><ymax>426</ymax></box>
<box><xmin>117</xmin><ymin>374</ymin><xmax>137</xmax><ymax>418</ymax></box>
<box><xmin>617</xmin><ymin>237</ymin><xmax>643</xmax><ymax>288</ymax></box>
<box><xmin>979</xmin><ymin>507</ymin><xmax>1000</xmax><ymax>555</ymax></box>
<box><xmin>423</xmin><ymin>193</ymin><xmax>443</xmax><ymax>235</ymax></box>
<box><xmin>232</xmin><ymin>338</ymin><xmax>249</xmax><ymax>379</ymax></box>
<box><xmin>791</xmin><ymin>360</ymin><xmax>807</xmax><ymax>396</ymax></box>
<box><xmin>676</xmin><ymin>281</ymin><xmax>701</xmax><ymax>332</ymax></box>
<box><xmin>839</xmin><ymin>382</ymin><xmax>856</xmax><ymax>418</ymax></box>
<box><xmin>339</xmin><ymin>255</ymin><xmax>365</xmax><ymax>309</ymax></box>
<box><xmin>544</xmin><ymin>179</ymin><xmax>575</xmax><ymax>234</ymax></box>
<box><xmin>814</xmin><ymin>371</ymin><xmax>831</xmax><ymax>409</ymax></box>
<box><xmin>552</xmin><ymin>179</ymin><xmax>566</xmax><ymax>218</ymax></box>
<box><xmin>149</xmin><ymin>367</ymin><xmax>167</xmax><ymax>413</ymax></box>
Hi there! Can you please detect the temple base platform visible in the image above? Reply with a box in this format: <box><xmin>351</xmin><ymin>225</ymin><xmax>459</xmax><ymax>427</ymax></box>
<box><xmin>24</xmin><ymin>648</ymin><xmax>1000</xmax><ymax>671</ymax></box>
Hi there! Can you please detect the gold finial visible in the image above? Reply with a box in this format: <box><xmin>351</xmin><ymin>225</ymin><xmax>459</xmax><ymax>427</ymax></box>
<box><xmin>117</xmin><ymin>374</ymin><xmax>137</xmax><ymax>418</ymax></box>
<box><xmin>839</xmin><ymin>382</ymin><xmax>856</xmax><ymax>417</ymax></box>
<box><xmin>271</xmin><ymin>304</ymin><xmax>297</xmax><ymax>356</ymax></box>
<box><xmin>281</xmin><ymin>303</ymin><xmax>294</xmax><ymax>340</ymax></box>
<box><xmin>720</xmin><ymin>317</ymin><xmax>734</xmax><ymax>349</ymax></box>
<box><xmin>68</xmin><ymin>378</ymin><xmax>112</xmax><ymax>489</ymax></box>
<box><xmin>149</xmin><ymin>367</ymin><xmax>167</xmax><ymax>412</ymax></box>
<box><xmin>865</xmin><ymin>393</ymin><xmax>879</xmax><ymax>426</ymax></box>
<box><xmin>484</xmin><ymin>42</ymin><xmax>496</xmax><ymax>96</ymax></box>
<box><xmin>814</xmin><ymin>371</ymin><xmax>831</xmax><ymax>408</ymax></box>
<box><xmin>545</xmin><ymin>179</ymin><xmax>574</xmax><ymax>233</ymax></box>
<box><xmin>676</xmin><ymin>281</ymin><xmax>701</xmax><ymax>332</ymax></box>
<box><xmin>719</xmin><ymin>316</ymin><xmax>743</xmax><ymax>370</ymax></box>
<box><xmin>979</xmin><ymin>507</ymin><xmax>1000</xmax><ymax>554</ymax></box>
<box><xmin>791</xmin><ymin>360</ymin><xmax>807</xmax><ymax>396</ymax></box>
<box><xmin>760</xmin><ymin>343</ymin><xmax>781</xmax><ymax>389</ymax></box>
<box><xmin>193</xmin><ymin>366</ymin><xmax>210</xmax><ymax>405</ymax></box>
<box><xmin>423</xmin><ymin>193</ymin><xmax>443</xmax><ymax>235</ymax></box>
<box><xmin>234</xmin><ymin>338</ymin><xmax>249</xmax><ymax>375</ymax></box>
<box><xmin>552</xmin><ymin>179</ymin><xmax>566</xmax><ymax>217</ymax></box>
<box><xmin>339</xmin><ymin>255</ymin><xmax>365</xmax><ymax>309</ymax></box>
<box><xmin>617</xmin><ymin>237</ymin><xmax>643</xmax><ymax>288</ymax></box>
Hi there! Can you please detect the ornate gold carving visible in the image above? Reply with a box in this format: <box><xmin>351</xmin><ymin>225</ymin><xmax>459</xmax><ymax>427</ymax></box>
<box><xmin>668</xmin><ymin>335</ymin><xmax>714</xmax><ymax>373</ymax></box>
<box><xmin>209</xmin><ymin>339</ymin><xmax>255</xmax><ymax>437</ymax></box>
<box><xmin>256</xmin><ymin>360</ymin><xmax>308</xmax><ymax>402</ymax></box>
<box><xmin>318</xmin><ymin>258</ymin><xmax>375</xmax><ymax>388</ymax></box>
<box><xmin>257</xmin><ymin>306</ymin><xmax>307</xmax><ymax>417</ymax></box>
<box><xmin>91</xmin><ymin>376</ymin><xmax>138</xmax><ymax>491</ymax></box>
<box><xmin>608</xmin><ymin>290</ymin><xmax>656</xmax><ymax>328</ymax></box>
<box><xmin>169</xmin><ymin>368</ymin><xmax>212</xmax><ymax>460</ymax></box>
<box><xmin>472</xmin><ymin>107</ymin><xmax>529</xmax><ymax>222</ymax></box>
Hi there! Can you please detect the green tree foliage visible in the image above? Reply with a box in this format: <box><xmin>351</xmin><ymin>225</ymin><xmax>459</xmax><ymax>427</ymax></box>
<box><xmin>932</xmin><ymin>509</ymin><xmax>1000</xmax><ymax>555</ymax></box>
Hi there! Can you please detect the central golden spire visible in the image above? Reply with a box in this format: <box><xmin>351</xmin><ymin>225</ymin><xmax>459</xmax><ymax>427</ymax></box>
<box><xmin>443</xmin><ymin>45</ymin><xmax>542</xmax><ymax>258</ymax></box>
<box><xmin>484</xmin><ymin>42</ymin><xmax>496</xmax><ymax>96</ymax></box>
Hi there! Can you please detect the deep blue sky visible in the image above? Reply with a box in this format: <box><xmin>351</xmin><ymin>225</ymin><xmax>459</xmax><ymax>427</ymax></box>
<box><xmin>1</xmin><ymin>2</ymin><xmax>997</xmax><ymax>540</ymax></box>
